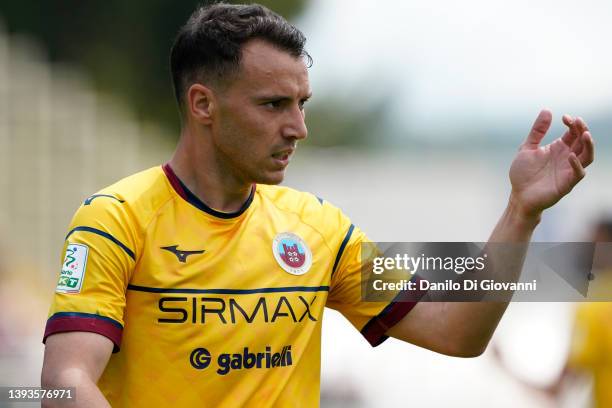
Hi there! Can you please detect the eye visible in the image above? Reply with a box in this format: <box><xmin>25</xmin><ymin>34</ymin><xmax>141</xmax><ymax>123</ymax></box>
<box><xmin>264</xmin><ymin>100</ymin><xmax>282</xmax><ymax>109</ymax></box>
<box><xmin>298</xmin><ymin>98</ymin><xmax>309</xmax><ymax>110</ymax></box>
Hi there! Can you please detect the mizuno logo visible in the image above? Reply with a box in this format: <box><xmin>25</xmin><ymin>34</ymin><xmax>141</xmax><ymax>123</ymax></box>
<box><xmin>83</xmin><ymin>194</ymin><xmax>125</xmax><ymax>206</ymax></box>
<box><xmin>161</xmin><ymin>245</ymin><xmax>205</xmax><ymax>263</ymax></box>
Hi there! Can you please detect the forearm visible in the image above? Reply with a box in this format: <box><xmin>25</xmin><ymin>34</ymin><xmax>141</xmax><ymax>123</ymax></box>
<box><xmin>436</xmin><ymin>195</ymin><xmax>541</xmax><ymax>355</ymax></box>
<box><xmin>389</xmin><ymin>111</ymin><xmax>593</xmax><ymax>357</ymax></box>
<box><xmin>489</xmin><ymin>192</ymin><xmax>541</xmax><ymax>243</ymax></box>
<box><xmin>41</xmin><ymin>368</ymin><xmax>110</xmax><ymax>408</ymax></box>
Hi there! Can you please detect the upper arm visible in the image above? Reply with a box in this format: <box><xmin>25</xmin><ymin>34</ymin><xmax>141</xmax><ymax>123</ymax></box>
<box><xmin>42</xmin><ymin>331</ymin><xmax>114</xmax><ymax>387</ymax></box>
<box><xmin>327</xmin><ymin>222</ymin><xmax>419</xmax><ymax>347</ymax></box>
<box><xmin>319</xmin><ymin>201</ymin><xmax>430</xmax><ymax>348</ymax></box>
<box><xmin>44</xmin><ymin>196</ymin><xmax>138</xmax><ymax>351</ymax></box>
<box><xmin>41</xmin><ymin>195</ymin><xmax>137</xmax><ymax>406</ymax></box>
<box><xmin>386</xmin><ymin>301</ymin><xmax>496</xmax><ymax>357</ymax></box>
<box><xmin>385</xmin><ymin>302</ymin><xmax>456</xmax><ymax>354</ymax></box>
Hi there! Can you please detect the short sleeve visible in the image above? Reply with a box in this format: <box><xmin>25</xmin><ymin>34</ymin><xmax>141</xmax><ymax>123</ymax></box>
<box><xmin>43</xmin><ymin>195</ymin><xmax>139</xmax><ymax>352</ymax></box>
<box><xmin>326</xmin><ymin>221</ymin><xmax>419</xmax><ymax>347</ymax></box>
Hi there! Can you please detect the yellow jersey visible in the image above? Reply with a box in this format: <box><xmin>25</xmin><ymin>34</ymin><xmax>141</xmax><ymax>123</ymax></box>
<box><xmin>569</xmin><ymin>299</ymin><xmax>612</xmax><ymax>408</ymax></box>
<box><xmin>44</xmin><ymin>164</ymin><xmax>416</xmax><ymax>407</ymax></box>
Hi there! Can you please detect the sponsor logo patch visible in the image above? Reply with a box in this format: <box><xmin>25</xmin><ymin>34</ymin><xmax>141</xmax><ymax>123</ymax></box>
<box><xmin>56</xmin><ymin>243</ymin><xmax>89</xmax><ymax>293</ymax></box>
<box><xmin>272</xmin><ymin>232</ymin><xmax>312</xmax><ymax>275</ymax></box>
<box><xmin>190</xmin><ymin>348</ymin><xmax>212</xmax><ymax>370</ymax></box>
<box><xmin>189</xmin><ymin>345</ymin><xmax>293</xmax><ymax>375</ymax></box>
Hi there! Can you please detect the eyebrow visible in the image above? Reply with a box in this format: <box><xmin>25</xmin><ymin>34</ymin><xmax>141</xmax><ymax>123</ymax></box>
<box><xmin>254</xmin><ymin>92</ymin><xmax>313</xmax><ymax>102</ymax></box>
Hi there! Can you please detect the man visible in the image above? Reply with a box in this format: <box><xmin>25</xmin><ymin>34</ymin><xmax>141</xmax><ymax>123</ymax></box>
<box><xmin>41</xmin><ymin>3</ymin><xmax>595</xmax><ymax>407</ymax></box>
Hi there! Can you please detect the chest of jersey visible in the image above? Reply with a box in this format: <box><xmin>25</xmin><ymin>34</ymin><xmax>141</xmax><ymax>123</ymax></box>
<box><xmin>122</xmin><ymin>195</ymin><xmax>332</xmax><ymax>356</ymax></box>
<box><xmin>133</xmin><ymin>195</ymin><xmax>333</xmax><ymax>289</ymax></box>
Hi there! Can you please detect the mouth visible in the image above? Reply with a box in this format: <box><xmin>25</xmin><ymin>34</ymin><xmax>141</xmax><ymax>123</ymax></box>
<box><xmin>271</xmin><ymin>148</ymin><xmax>295</xmax><ymax>167</ymax></box>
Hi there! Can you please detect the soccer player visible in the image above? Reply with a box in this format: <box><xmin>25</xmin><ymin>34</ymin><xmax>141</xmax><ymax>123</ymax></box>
<box><xmin>41</xmin><ymin>3</ymin><xmax>595</xmax><ymax>407</ymax></box>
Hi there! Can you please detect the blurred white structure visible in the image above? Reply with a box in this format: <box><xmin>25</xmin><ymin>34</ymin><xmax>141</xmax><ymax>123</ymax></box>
<box><xmin>0</xmin><ymin>27</ymin><xmax>174</xmax><ymax>286</ymax></box>
<box><xmin>0</xmin><ymin>26</ymin><xmax>173</xmax><ymax>396</ymax></box>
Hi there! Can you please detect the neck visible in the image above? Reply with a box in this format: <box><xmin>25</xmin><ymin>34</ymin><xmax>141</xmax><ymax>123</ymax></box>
<box><xmin>168</xmin><ymin>127</ymin><xmax>253</xmax><ymax>214</ymax></box>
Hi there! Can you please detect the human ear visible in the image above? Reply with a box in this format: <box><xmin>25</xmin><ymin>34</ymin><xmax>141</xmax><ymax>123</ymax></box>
<box><xmin>187</xmin><ymin>83</ymin><xmax>215</xmax><ymax>125</ymax></box>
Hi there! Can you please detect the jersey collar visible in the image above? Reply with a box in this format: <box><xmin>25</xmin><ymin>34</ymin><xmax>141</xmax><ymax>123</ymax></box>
<box><xmin>162</xmin><ymin>163</ymin><xmax>255</xmax><ymax>219</ymax></box>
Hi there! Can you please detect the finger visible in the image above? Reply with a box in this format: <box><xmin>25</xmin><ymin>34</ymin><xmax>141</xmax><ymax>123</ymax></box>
<box><xmin>523</xmin><ymin>109</ymin><xmax>552</xmax><ymax>149</ymax></box>
<box><xmin>561</xmin><ymin>129</ymin><xmax>573</xmax><ymax>146</ymax></box>
<box><xmin>576</xmin><ymin>116</ymin><xmax>590</xmax><ymax>132</ymax></box>
<box><xmin>572</xmin><ymin>118</ymin><xmax>592</xmax><ymax>159</ymax></box>
<box><xmin>562</xmin><ymin>114</ymin><xmax>580</xmax><ymax>146</ymax></box>
<box><xmin>574</xmin><ymin>117</ymin><xmax>588</xmax><ymax>145</ymax></box>
<box><xmin>570</xmin><ymin>124</ymin><xmax>584</xmax><ymax>156</ymax></box>
<box><xmin>572</xmin><ymin>137</ymin><xmax>584</xmax><ymax>157</ymax></box>
<box><xmin>578</xmin><ymin>131</ymin><xmax>595</xmax><ymax>168</ymax></box>
<box><xmin>569</xmin><ymin>152</ymin><xmax>586</xmax><ymax>181</ymax></box>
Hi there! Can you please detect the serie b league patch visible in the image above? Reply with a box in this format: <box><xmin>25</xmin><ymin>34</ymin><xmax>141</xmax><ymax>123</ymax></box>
<box><xmin>56</xmin><ymin>243</ymin><xmax>89</xmax><ymax>293</ymax></box>
<box><xmin>272</xmin><ymin>232</ymin><xmax>312</xmax><ymax>275</ymax></box>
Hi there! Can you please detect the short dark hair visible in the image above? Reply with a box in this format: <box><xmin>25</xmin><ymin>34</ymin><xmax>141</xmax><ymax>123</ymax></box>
<box><xmin>170</xmin><ymin>2</ymin><xmax>311</xmax><ymax>111</ymax></box>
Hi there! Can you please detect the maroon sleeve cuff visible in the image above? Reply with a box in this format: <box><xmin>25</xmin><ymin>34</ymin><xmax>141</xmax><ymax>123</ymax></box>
<box><xmin>360</xmin><ymin>276</ymin><xmax>427</xmax><ymax>347</ymax></box>
<box><xmin>43</xmin><ymin>312</ymin><xmax>123</xmax><ymax>353</ymax></box>
<box><xmin>360</xmin><ymin>301</ymin><xmax>418</xmax><ymax>347</ymax></box>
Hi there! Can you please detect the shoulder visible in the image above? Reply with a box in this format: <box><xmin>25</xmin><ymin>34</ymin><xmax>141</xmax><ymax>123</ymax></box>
<box><xmin>69</xmin><ymin>166</ymin><xmax>172</xmax><ymax>235</ymax></box>
<box><xmin>89</xmin><ymin>166</ymin><xmax>171</xmax><ymax>211</ymax></box>
<box><xmin>256</xmin><ymin>184</ymin><xmax>323</xmax><ymax>213</ymax></box>
<box><xmin>256</xmin><ymin>184</ymin><xmax>354</xmax><ymax>239</ymax></box>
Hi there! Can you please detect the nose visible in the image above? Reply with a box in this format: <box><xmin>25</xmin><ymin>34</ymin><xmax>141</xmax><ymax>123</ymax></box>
<box><xmin>282</xmin><ymin>105</ymin><xmax>308</xmax><ymax>141</ymax></box>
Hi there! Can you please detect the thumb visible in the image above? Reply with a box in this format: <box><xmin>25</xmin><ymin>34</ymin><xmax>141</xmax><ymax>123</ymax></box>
<box><xmin>523</xmin><ymin>109</ymin><xmax>552</xmax><ymax>149</ymax></box>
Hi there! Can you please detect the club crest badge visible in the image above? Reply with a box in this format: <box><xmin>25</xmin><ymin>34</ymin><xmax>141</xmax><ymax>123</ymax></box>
<box><xmin>272</xmin><ymin>232</ymin><xmax>312</xmax><ymax>275</ymax></box>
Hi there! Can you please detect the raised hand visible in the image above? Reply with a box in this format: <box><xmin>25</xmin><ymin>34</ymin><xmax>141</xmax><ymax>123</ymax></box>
<box><xmin>509</xmin><ymin>109</ymin><xmax>595</xmax><ymax>217</ymax></box>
